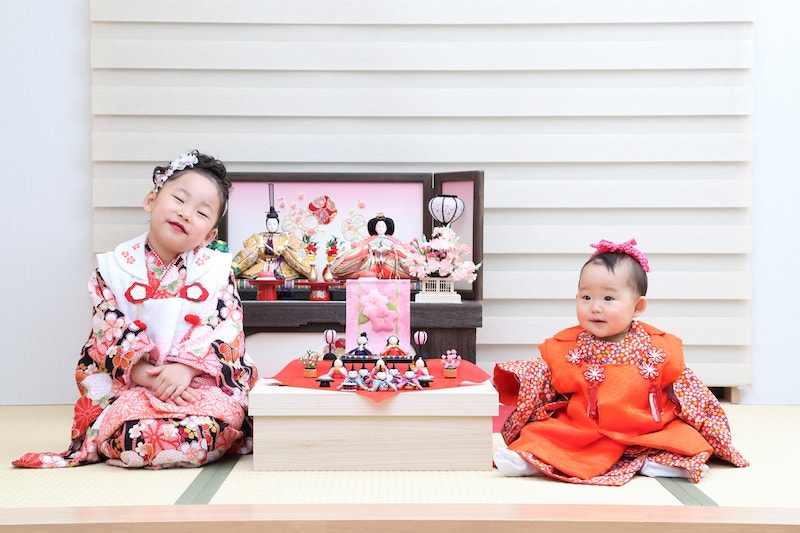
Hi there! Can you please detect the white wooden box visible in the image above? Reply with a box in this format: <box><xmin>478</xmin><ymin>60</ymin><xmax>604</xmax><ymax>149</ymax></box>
<box><xmin>248</xmin><ymin>379</ymin><xmax>499</xmax><ymax>471</ymax></box>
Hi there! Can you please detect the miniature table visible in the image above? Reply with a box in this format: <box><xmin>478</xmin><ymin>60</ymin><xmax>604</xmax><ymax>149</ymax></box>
<box><xmin>293</xmin><ymin>280</ymin><xmax>344</xmax><ymax>301</ymax></box>
<box><xmin>248</xmin><ymin>378</ymin><xmax>498</xmax><ymax>471</ymax></box>
<box><xmin>248</xmin><ymin>276</ymin><xmax>285</xmax><ymax>301</ymax></box>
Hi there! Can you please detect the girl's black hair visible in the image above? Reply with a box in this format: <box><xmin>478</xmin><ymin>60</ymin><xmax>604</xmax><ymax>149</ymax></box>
<box><xmin>152</xmin><ymin>150</ymin><xmax>231</xmax><ymax>226</ymax></box>
<box><xmin>583</xmin><ymin>252</ymin><xmax>648</xmax><ymax>297</ymax></box>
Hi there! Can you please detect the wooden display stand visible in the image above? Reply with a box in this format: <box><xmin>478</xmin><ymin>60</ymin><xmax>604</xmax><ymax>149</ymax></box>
<box><xmin>243</xmin><ymin>300</ymin><xmax>482</xmax><ymax>363</ymax></box>
<box><xmin>249</xmin><ymin>379</ymin><xmax>498</xmax><ymax>471</ymax></box>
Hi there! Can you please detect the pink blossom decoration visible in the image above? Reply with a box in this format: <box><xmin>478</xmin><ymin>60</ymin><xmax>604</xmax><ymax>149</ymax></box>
<box><xmin>441</xmin><ymin>349</ymin><xmax>462</xmax><ymax>369</ymax></box>
<box><xmin>359</xmin><ymin>287</ymin><xmax>397</xmax><ymax>333</ymax></box>
<box><xmin>402</xmin><ymin>226</ymin><xmax>481</xmax><ymax>282</ymax></box>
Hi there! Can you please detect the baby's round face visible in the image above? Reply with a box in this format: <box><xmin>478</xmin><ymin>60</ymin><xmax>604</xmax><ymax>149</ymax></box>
<box><xmin>576</xmin><ymin>262</ymin><xmax>646</xmax><ymax>342</ymax></box>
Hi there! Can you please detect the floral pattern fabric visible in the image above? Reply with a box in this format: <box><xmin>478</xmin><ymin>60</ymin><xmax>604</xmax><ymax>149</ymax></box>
<box><xmin>13</xmin><ymin>240</ymin><xmax>258</xmax><ymax>469</ymax></box>
<box><xmin>494</xmin><ymin>322</ymin><xmax>748</xmax><ymax>486</ymax></box>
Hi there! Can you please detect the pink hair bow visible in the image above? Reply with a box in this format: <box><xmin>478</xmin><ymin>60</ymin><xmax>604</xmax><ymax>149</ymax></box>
<box><xmin>590</xmin><ymin>238</ymin><xmax>650</xmax><ymax>272</ymax></box>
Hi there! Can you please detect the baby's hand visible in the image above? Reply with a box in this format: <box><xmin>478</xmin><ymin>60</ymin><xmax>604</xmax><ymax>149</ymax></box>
<box><xmin>147</xmin><ymin>363</ymin><xmax>200</xmax><ymax>405</ymax></box>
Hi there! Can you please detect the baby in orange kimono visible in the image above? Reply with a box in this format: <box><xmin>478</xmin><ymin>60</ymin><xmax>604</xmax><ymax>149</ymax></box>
<box><xmin>493</xmin><ymin>239</ymin><xmax>748</xmax><ymax>486</ymax></box>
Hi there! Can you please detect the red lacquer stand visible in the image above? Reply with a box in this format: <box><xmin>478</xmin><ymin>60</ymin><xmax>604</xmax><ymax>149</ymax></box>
<box><xmin>249</xmin><ymin>275</ymin><xmax>285</xmax><ymax>301</ymax></box>
<box><xmin>294</xmin><ymin>280</ymin><xmax>344</xmax><ymax>301</ymax></box>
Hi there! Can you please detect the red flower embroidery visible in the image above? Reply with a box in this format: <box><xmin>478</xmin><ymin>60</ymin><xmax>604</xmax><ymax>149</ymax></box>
<box><xmin>308</xmin><ymin>195</ymin><xmax>338</xmax><ymax>225</ymax></box>
<box><xmin>195</xmin><ymin>251</ymin><xmax>211</xmax><ymax>266</ymax></box>
<box><xmin>179</xmin><ymin>283</ymin><xmax>209</xmax><ymax>302</ymax></box>
<box><xmin>125</xmin><ymin>282</ymin><xmax>154</xmax><ymax>303</ymax></box>
<box><xmin>73</xmin><ymin>396</ymin><xmax>104</xmax><ymax>434</ymax></box>
<box><xmin>12</xmin><ymin>453</ymin><xmax>44</xmax><ymax>468</ymax></box>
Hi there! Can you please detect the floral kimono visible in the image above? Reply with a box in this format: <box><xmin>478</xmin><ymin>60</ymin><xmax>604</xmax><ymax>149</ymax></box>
<box><xmin>494</xmin><ymin>321</ymin><xmax>748</xmax><ymax>486</ymax></box>
<box><xmin>13</xmin><ymin>233</ymin><xmax>259</xmax><ymax>469</ymax></box>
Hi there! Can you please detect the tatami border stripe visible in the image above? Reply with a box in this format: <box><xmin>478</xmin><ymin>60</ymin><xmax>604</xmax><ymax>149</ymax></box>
<box><xmin>175</xmin><ymin>455</ymin><xmax>240</xmax><ymax>505</ymax></box>
<box><xmin>656</xmin><ymin>477</ymin><xmax>718</xmax><ymax>507</ymax></box>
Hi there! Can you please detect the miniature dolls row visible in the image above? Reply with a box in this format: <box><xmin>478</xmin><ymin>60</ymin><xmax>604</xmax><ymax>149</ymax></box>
<box><xmin>292</xmin><ymin>333</ymin><xmax>464</xmax><ymax>393</ymax></box>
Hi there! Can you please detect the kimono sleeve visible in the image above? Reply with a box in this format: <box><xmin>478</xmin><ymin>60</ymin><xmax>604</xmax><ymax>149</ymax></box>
<box><xmin>80</xmin><ymin>269</ymin><xmax>156</xmax><ymax>385</ymax></box>
<box><xmin>494</xmin><ymin>358</ymin><xmax>567</xmax><ymax>445</ymax></box>
<box><xmin>671</xmin><ymin>366</ymin><xmax>749</xmax><ymax>467</ymax></box>
<box><xmin>167</xmin><ymin>273</ymin><xmax>259</xmax><ymax>399</ymax></box>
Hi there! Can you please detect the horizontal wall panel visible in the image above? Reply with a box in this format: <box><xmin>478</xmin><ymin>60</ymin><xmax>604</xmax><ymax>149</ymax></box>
<box><xmin>92</xmin><ymin>132</ymin><xmax>751</xmax><ymax>164</ymax></box>
<box><xmin>486</xmin><ymin>179</ymin><xmax>751</xmax><ymax>208</ymax></box>
<box><xmin>480</xmin><ymin>163</ymin><xmax>752</xmax><ymax>182</ymax></box>
<box><xmin>91</xmin><ymin>87</ymin><xmax>752</xmax><ymax>117</ymax></box>
<box><xmin>484</xmin><ymin>271</ymin><xmax>751</xmax><ymax>300</ymax></box>
<box><xmin>479</xmin><ymin>316</ymin><xmax>750</xmax><ymax>346</ymax></box>
<box><xmin>93</xmin><ymin>224</ymin><xmax>148</xmax><ymax>254</ymax></box>
<box><xmin>485</xmin><ymin>226</ymin><xmax>751</xmax><ymax>254</ymax></box>
<box><xmin>91</xmin><ymin>1</ymin><xmax>753</xmax><ymax>389</ymax></box>
<box><xmin>91</xmin><ymin>40</ymin><xmax>753</xmax><ymax>72</ymax></box>
<box><xmin>91</xmin><ymin>0</ymin><xmax>754</xmax><ymax>25</ymax></box>
<box><xmin>93</xmin><ymin>179</ymin><xmax>148</xmax><ymax>207</ymax></box>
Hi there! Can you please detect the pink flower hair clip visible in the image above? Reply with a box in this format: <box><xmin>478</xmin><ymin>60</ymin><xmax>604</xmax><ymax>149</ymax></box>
<box><xmin>590</xmin><ymin>238</ymin><xmax>650</xmax><ymax>272</ymax></box>
<box><xmin>153</xmin><ymin>152</ymin><xmax>199</xmax><ymax>191</ymax></box>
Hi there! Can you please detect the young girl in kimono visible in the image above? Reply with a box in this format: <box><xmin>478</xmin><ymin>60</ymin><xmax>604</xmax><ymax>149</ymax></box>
<box><xmin>493</xmin><ymin>239</ymin><xmax>748</xmax><ymax>486</ymax></box>
<box><xmin>13</xmin><ymin>150</ymin><xmax>259</xmax><ymax>469</ymax></box>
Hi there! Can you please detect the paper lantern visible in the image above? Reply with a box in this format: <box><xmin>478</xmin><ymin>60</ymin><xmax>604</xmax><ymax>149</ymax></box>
<box><xmin>428</xmin><ymin>194</ymin><xmax>465</xmax><ymax>226</ymax></box>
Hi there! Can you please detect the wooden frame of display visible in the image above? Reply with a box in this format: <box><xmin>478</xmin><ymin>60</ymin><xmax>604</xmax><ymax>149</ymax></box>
<box><xmin>219</xmin><ymin>171</ymin><xmax>484</xmax><ymax>363</ymax></box>
<box><xmin>220</xmin><ymin>171</ymin><xmax>483</xmax><ymax>300</ymax></box>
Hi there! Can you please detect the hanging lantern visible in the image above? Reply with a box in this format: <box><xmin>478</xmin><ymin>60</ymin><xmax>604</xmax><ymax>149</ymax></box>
<box><xmin>413</xmin><ymin>330</ymin><xmax>429</xmax><ymax>360</ymax></box>
<box><xmin>322</xmin><ymin>329</ymin><xmax>338</xmax><ymax>360</ymax></box>
<box><xmin>428</xmin><ymin>194</ymin><xmax>465</xmax><ymax>226</ymax></box>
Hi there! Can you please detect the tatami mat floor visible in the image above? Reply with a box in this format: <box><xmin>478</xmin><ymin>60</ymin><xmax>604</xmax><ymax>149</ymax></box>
<box><xmin>1</xmin><ymin>402</ymin><xmax>799</xmax><ymax>513</ymax></box>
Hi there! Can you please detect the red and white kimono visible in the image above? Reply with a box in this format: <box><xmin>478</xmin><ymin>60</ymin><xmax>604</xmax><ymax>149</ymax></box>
<box><xmin>494</xmin><ymin>321</ymin><xmax>748</xmax><ymax>486</ymax></box>
<box><xmin>13</xmin><ymin>233</ymin><xmax>259</xmax><ymax>469</ymax></box>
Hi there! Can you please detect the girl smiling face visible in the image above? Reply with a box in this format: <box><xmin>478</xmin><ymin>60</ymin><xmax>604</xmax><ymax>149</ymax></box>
<box><xmin>576</xmin><ymin>260</ymin><xmax>647</xmax><ymax>343</ymax></box>
<box><xmin>143</xmin><ymin>170</ymin><xmax>222</xmax><ymax>264</ymax></box>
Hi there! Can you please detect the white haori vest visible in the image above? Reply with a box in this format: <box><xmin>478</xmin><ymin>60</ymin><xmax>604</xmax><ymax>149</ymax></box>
<box><xmin>97</xmin><ymin>232</ymin><xmax>233</xmax><ymax>364</ymax></box>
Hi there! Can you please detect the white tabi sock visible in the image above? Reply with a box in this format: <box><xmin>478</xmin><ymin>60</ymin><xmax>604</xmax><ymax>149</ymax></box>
<box><xmin>639</xmin><ymin>459</ymin><xmax>709</xmax><ymax>479</ymax></box>
<box><xmin>493</xmin><ymin>448</ymin><xmax>542</xmax><ymax>477</ymax></box>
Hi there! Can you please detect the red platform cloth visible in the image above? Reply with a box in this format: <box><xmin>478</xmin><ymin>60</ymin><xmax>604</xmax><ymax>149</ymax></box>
<box><xmin>270</xmin><ymin>360</ymin><xmax>491</xmax><ymax>403</ymax></box>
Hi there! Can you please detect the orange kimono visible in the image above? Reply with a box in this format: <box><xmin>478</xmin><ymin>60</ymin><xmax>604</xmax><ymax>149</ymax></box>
<box><xmin>494</xmin><ymin>321</ymin><xmax>748</xmax><ymax>486</ymax></box>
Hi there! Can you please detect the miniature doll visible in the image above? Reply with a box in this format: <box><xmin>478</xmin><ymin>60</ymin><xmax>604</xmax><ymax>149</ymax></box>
<box><xmin>338</xmin><ymin>367</ymin><xmax>367</xmax><ymax>391</ymax></box>
<box><xmin>368</xmin><ymin>369</ymin><xmax>398</xmax><ymax>392</ymax></box>
<box><xmin>346</xmin><ymin>332</ymin><xmax>374</xmax><ymax>358</ymax></box>
<box><xmin>330</xmin><ymin>213</ymin><xmax>412</xmax><ymax>279</ymax></box>
<box><xmin>397</xmin><ymin>366</ymin><xmax>423</xmax><ymax>390</ymax></box>
<box><xmin>232</xmin><ymin>185</ymin><xmax>313</xmax><ymax>280</ymax></box>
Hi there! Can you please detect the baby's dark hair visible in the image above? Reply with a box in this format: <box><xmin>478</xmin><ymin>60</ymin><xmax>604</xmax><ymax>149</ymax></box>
<box><xmin>152</xmin><ymin>150</ymin><xmax>231</xmax><ymax>227</ymax></box>
<box><xmin>582</xmin><ymin>252</ymin><xmax>648</xmax><ymax>297</ymax></box>
<box><xmin>368</xmin><ymin>214</ymin><xmax>395</xmax><ymax>236</ymax></box>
